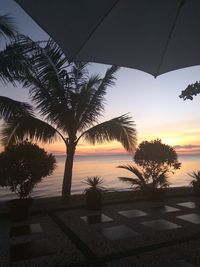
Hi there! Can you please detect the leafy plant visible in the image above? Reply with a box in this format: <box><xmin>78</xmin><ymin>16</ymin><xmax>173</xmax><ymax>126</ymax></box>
<box><xmin>180</xmin><ymin>81</ymin><xmax>200</xmax><ymax>100</ymax></box>
<box><xmin>0</xmin><ymin>141</ymin><xmax>56</xmax><ymax>199</ymax></box>
<box><xmin>134</xmin><ymin>139</ymin><xmax>181</xmax><ymax>175</ymax></box>
<box><xmin>118</xmin><ymin>139</ymin><xmax>180</xmax><ymax>192</ymax></box>
<box><xmin>83</xmin><ymin>176</ymin><xmax>105</xmax><ymax>192</ymax></box>
<box><xmin>189</xmin><ymin>171</ymin><xmax>200</xmax><ymax>187</ymax></box>
<box><xmin>118</xmin><ymin>164</ymin><xmax>169</xmax><ymax>191</ymax></box>
<box><xmin>83</xmin><ymin>176</ymin><xmax>105</xmax><ymax>210</ymax></box>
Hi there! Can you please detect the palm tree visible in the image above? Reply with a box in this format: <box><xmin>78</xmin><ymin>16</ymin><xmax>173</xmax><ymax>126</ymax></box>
<box><xmin>0</xmin><ymin>38</ymin><xmax>137</xmax><ymax>201</ymax></box>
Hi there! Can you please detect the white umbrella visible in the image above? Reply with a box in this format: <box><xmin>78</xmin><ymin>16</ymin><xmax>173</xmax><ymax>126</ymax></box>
<box><xmin>15</xmin><ymin>0</ymin><xmax>200</xmax><ymax>77</ymax></box>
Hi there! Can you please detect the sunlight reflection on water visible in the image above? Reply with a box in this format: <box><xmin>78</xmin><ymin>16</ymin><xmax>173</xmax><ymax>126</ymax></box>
<box><xmin>0</xmin><ymin>154</ymin><xmax>199</xmax><ymax>201</ymax></box>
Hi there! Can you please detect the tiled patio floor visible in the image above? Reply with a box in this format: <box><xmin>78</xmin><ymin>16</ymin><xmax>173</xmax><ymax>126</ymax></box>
<box><xmin>1</xmin><ymin>196</ymin><xmax>200</xmax><ymax>266</ymax></box>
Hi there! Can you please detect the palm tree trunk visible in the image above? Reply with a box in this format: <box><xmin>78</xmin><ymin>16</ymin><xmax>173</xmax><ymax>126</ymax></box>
<box><xmin>62</xmin><ymin>141</ymin><xmax>76</xmax><ymax>202</ymax></box>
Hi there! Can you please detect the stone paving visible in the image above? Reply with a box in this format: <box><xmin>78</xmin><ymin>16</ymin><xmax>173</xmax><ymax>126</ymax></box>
<box><xmin>1</xmin><ymin>196</ymin><xmax>200</xmax><ymax>266</ymax></box>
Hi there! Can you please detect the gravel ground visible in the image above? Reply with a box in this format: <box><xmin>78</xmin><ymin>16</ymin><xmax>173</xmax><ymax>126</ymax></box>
<box><xmin>1</xmin><ymin>194</ymin><xmax>200</xmax><ymax>266</ymax></box>
<box><xmin>56</xmin><ymin>197</ymin><xmax>200</xmax><ymax>257</ymax></box>
<box><xmin>1</xmin><ymin>215</ymin><xmax>85</xmax><ymax>267</ymax></box>
<box><xmin>56</xmin><ymin>196</ymin><xmax>200</xmax><ymax>264</ymax></box>
<box><xmin>0</xmin><ymin>217</ymin><xmax>10</xmax><ymax>267</ymax></box>
<box><xmin>107</xmin><ymin>240</ymin><xmax>200</xmax><ymax>266</ymax></box>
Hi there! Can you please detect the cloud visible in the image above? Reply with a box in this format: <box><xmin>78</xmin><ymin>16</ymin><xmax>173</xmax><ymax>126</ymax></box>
<box><xmin>173</xmin><ymin>145</ymin><xmax>200</xmax><ymax>149</ymax></box>
<box><xmin>173</xmin><ymin>144</ymin><xmax>200</xmax><ymax>155</ymax></box>
<box><xmin>185</xmin><ymin>129</ymin><xmax>200</xmax><ymax>134</ymax></box>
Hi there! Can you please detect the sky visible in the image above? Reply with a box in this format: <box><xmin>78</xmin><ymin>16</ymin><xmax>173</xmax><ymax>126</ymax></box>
<box><xmin>0</xmin><ymin>0</ymin><xmax>200</xmax><ymax>156</ymax></box>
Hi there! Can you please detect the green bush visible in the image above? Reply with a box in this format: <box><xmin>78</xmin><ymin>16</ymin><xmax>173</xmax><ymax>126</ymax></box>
<box><xmin>0</xmin><ymin>141</ymin><xmax>56</xmax><ymax>199</ymax></box>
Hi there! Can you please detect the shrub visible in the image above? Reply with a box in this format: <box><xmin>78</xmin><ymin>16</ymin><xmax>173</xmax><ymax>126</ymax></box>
<box><xmin>0</xmin><ymin>141</ymin><xmax>56</xmax><ymax>199</ymax></box>
<box><xmin>189</xmin><ymin>171</ymin><xmax>200</xmax><ymax>195</ymax></box>
<box><xmin>118</xmin><ymin>139</ymin><xmax>181</xmax><ymax>191</ymax></box>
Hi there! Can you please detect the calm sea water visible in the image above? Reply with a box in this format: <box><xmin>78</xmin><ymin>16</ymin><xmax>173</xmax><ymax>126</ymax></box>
<box><xmin>0</xmin><ymin>154</ymin><xmax>199</xmax><ymax>201</ymax></box>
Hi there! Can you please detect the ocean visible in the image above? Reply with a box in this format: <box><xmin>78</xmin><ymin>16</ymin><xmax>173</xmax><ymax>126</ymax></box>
<box><xmin>0</xmin><ymin>154</ymin><xmax>199</xmax><ymax>201</ymax></box>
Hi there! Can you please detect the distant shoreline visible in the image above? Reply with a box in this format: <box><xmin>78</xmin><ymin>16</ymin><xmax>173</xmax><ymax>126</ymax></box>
<box><xmin>53</xmin><ymin>153</ymin><xmax>200</xmax><ymax>157</ymax></box>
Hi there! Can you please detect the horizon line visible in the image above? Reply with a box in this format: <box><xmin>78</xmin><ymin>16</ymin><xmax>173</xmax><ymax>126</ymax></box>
<box><xmin>52</xmin><ymin>152</ymin><xmax>200</xmax><ymax>157</ymax></box>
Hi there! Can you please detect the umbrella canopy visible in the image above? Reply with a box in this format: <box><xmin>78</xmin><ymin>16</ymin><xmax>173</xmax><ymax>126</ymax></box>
<box><xmin>15</xmin><ymin>0</ymin><xmax>200</xmax><ymax>77</ymax></box>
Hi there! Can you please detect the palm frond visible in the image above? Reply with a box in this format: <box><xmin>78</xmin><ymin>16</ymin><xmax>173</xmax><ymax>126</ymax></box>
<box><xmin>99</xmin><ymin>66</ymin><xmax>119</xmax><ymax>89</ymax></box>
<box><xmin>117</xmin><ymin>164</ymin><xmax>147</xmax><ymax>187</ymax></box>
<box><xmin>82</xmin><ymin>176</ymin><xmax>104</xmax><ymax>189</ymax></box>
<box><xmin>23</xmin><ymin>70</ymin><xmax>72</xmax><ymax>132</ymax></box>
<box><xmin>1</xmin><ymin>116</ymin><xmax>59</xmax><ymax>146</ymax></box>
<box><xmin>81</xmin><ymin>114</ymin><xmax>137</xmax><ymax>152</ymax></box>
<box><xmin>73</xmin><ymin>66</ymin><xmax>119</xmax><ymax>132</ymax></box>
<box><xmin>0</xmin><ymin>14</ymin><xmax>16</xmax><ymax>39</ymax></box>
<box><xmin>73</xmin><ymin>75</ymin><xmax>102</xmax><ymax>130</ymax></box>
<box><xmin>30</xmin><ymin>39</ymin><xmax>67</xmax><ymax>91</ymax></box>
<box><xmin>118</xmin><ymin>177</ymin><xmax>135</xmax><ymax>184</ymax></box>
<box><xmin>188</xmin><ymin>171</ymin><xmax>200</xmax><ymax>180</ymax></box>
<box><xmin>71</xmin><ymin>62</ymin><xmax>89</xmax><ymax>88</ymax></box>
<box><xmin>118</xmin><ymin>177</ymin><xmax>146</xmax><ymax>191</ymax></box>
<box><xmin>117</xmin><ymin>164</ymin><xmax>144</xmax><ymax>179</ymax></box>
<box><xmin>0</xmin><ymin>35</ymin><xmax>35</xmax><ymax>84</ymax></box>
<box><xmin>0</xmin><ymin>96</ymin><xmax>33</xmax><ymax>121</ymax></box>
<box><xmin>16</xmin><ymin>38</ymin><xmax>74</xmax><ymax>131</ymax></box>
<box><xmin>188</xmin><ymin>171</ymin><xmax>200</xmax><ymax>187</ymax></box>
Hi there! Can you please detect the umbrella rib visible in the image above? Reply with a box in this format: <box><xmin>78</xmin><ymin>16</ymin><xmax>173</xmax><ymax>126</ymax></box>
<box><xmin>70</xmin><ymin>0</ymin><xmax>120</xmax><ymax>62</ymax></box>
<box><xmin>155</xmin><ymin>0</ymin><xmax>187</xmax><ymax>78</ymax></box>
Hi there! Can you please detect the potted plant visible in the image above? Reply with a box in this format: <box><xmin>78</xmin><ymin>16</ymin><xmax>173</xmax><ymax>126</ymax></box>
<box><xmin>143</xmin><ymin>181</ymin><xmax>167</xmax><ymax>202</ymax></box>
<box><xmin>189</xmin><ymin>171</ymin><xmax>200</xmax><ymax>197</ymax></box>
<box><xmin>83</xmin><ymin>176</ymin><xmax>105</xmax><ymax>210</ymax></box>
<box><xmin>0</xmin><ymin>141</ymin><xmax>56</xmax><ymax>221</ymax></box>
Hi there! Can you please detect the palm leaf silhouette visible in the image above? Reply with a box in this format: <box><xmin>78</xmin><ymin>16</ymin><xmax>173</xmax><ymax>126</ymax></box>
<box><xmin>0</xmin><ymin>38</ymin><xmax>137</xmax><ymax>201</ymax></box>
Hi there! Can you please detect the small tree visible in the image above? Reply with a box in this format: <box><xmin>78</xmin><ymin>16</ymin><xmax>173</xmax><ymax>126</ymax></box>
<box><xmin>118</xmin><ymin>139</ymin><xmax>181</xmax><ymax>191</ymax></box>
<box><xmin>134</xmin><ymin>139</ymin><xmax>181</xmax><ymax>177</ymax></box>
<box><xmin>0</xmin><ymin>141</ymin><xmax>56</xmax><ymax>199</ymax></box>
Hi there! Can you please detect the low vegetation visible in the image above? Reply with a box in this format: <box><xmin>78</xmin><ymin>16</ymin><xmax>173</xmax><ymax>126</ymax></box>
<box><xmin>189</xmin><ymin>170</ymin><xmax>200</xmax><ymax>196</ymax></box>
<box><xmin>118</xmin><ymin>139</ymin><xmax>181</xmax><ymax>195</ymax></box>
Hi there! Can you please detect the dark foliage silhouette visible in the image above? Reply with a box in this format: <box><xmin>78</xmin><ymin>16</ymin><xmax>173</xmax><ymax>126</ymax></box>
<box><xmin>83</xmin><ymin>176</ymin><xmax>105</xmax><ymax>210</ymax></box>
<box><xmin>0</xmin><ymin>38</ymin><xmax>137</xmax><ymax>201</ymax></box>
<box><xmin>0</xmin><ymin>141</ymin><xmax>56</xmax><ymax>199</ymax></box>
<box><xmin>118</xmin><ymin>139</ymin><xmax>181</xmax><ymax>192</ymax></box>
<box><xmin>189</xmin><ymin>170</ymin><xmax>200</xmax><ymax>196</ymax></box>
<box><xmin>180</xmin><ymin>81</ymin><xmax>200</xmax><ymax>100</ymax></box>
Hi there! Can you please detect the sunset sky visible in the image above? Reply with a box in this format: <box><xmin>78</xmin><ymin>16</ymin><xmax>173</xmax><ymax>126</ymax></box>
<box><xmin>1</xmin><ymin>0</ymin><xmax>200</xmax><ymax>156</ymax></box>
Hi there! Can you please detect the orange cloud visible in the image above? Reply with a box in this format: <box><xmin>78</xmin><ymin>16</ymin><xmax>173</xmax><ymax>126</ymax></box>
<box><xmin>173</xmin><ymin>145</ymin><xmax>200</xmax><ymax>155</ymax></box>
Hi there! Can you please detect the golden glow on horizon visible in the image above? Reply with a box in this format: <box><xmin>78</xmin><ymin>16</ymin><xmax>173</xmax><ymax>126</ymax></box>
<box><xmin>41</xmin><ymin>131</ymin><xmax>200</xmax><ymax>155</ymax></box>
<box><xmin>0</xmin><ymin>129</ymin><xmax>199</xmax><ymax>156</ymax></box>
